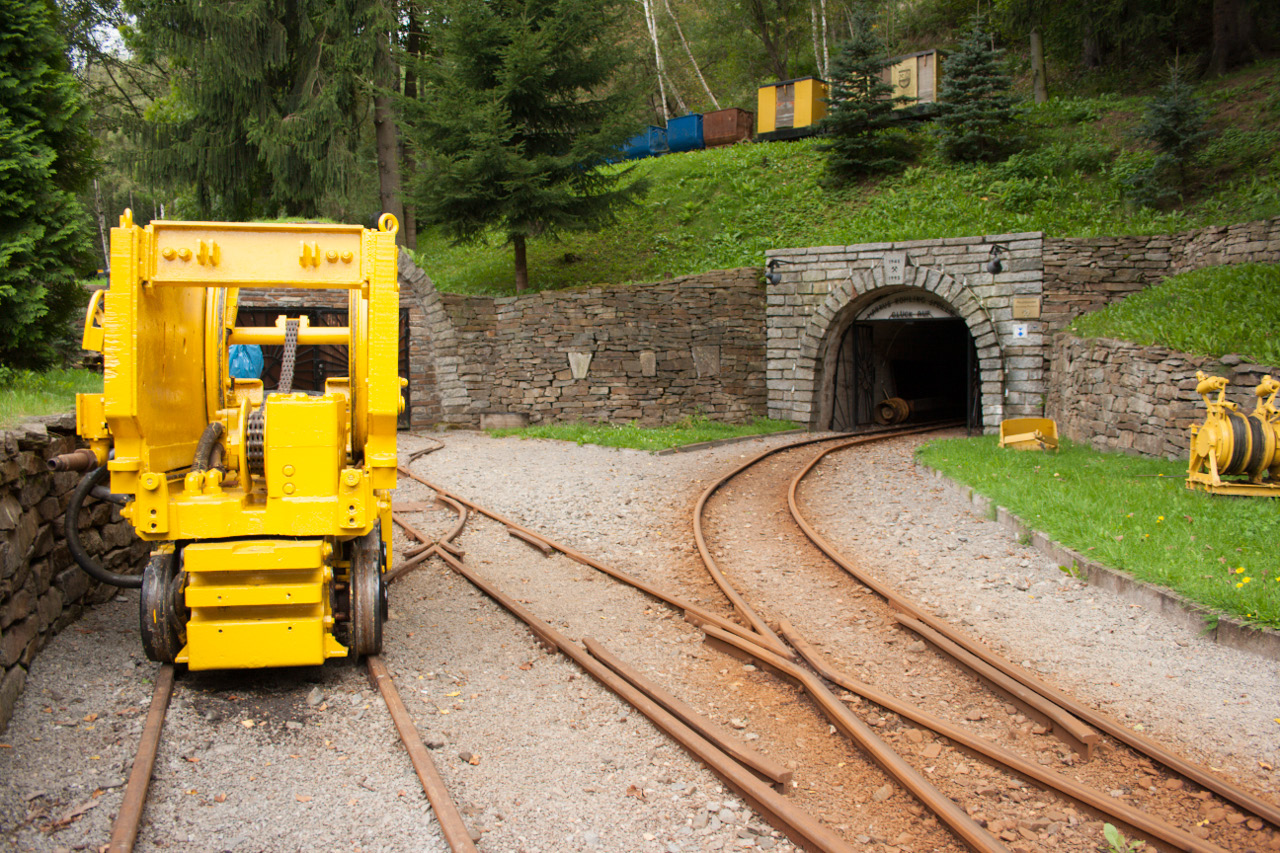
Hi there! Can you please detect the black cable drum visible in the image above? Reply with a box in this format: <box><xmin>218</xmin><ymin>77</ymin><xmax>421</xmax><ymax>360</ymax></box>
<box><xmin>1245</xmin><ymin>412</ymin><xmax>1269</xmax><ymax>477</ymax></box>
<box><xmin>1225</xmin><ymin>411</ymin><xmax>1252</xmax><ymax>475</ymax></box>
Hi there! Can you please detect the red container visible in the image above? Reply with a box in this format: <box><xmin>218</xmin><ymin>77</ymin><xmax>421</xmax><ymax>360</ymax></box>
<box><xmin>703</xmin><ymin>108</ymin><xmax>754</xmax><ymax>147</ymax></box>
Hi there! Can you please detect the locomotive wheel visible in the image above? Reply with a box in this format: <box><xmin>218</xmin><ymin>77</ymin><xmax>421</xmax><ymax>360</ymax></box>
<box><xmin>350</xmin><ymin>522</ymin><xmax>387</xmax><ymax>658</ymax></box>
<box><xmin>140</xmin><ymin>549</ymin><xmax>187</xmax><ymax>663</ymax></box>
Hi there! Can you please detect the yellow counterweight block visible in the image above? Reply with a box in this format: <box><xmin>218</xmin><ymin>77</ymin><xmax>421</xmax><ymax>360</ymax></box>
<box><xmin>1187</xmin><ymin>372</ymin><xmax>1280</xmax><ymax>496</ymax></box>
<box><xmin>178</xmin><ymin>539</ymin><xmax>346</xmax><ymax>671</ymax></box>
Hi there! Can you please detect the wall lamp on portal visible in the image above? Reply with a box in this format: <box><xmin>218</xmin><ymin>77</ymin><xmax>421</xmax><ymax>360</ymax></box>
<box><xmin>765</xmin><ymin>257</ymin><xmax>795</xmax><ymax>286</ymax></box>
<box><xmin>986</xmin><ymin>243</ymin><xmax>1009</xmax><ymax>275</ymax></box>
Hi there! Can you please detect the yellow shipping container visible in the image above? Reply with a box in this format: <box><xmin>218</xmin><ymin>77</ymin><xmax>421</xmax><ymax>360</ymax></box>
<box><xmin>756</xmin><ymin>77</ymin><xmax>829</xmax><ymax>141</ymax></box>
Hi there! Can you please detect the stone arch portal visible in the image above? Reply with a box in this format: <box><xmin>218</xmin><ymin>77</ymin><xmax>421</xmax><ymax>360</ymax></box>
<box><xmin>791</xmin><ymin>263</ymin><xmax>1004</xmax><ymax>431</ymax></box>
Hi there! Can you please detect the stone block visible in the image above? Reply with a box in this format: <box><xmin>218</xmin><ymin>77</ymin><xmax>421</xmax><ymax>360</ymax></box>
<box><xmin>0</xmin><ymin>663</ymin><xmax>27</xmax><ymax>733</ymax></box>
<box><xmin>56</xmin><ymin>565</ymin><xmax>90</xmax><ymax>606</ymax></box>
<box><xmin>0</xmin><ymin>616</ymin><xmax>36</xmax><ymax>668</ymax></box>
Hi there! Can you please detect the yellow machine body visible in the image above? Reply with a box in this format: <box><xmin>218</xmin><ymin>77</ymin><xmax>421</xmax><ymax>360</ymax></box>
<box><xmin>75</xmin><ymin>210</ymin><xmax>402</xmax><ymax>670</ymax></box>
<box><xmin>1187</xmin><ymin>372</ymin><xmax>1280</xmax><ymax>497</ymax></box>
<box><xmin>998</xmin><ymin>418</ymin><xmax>1059</xmax><ymax>451</ymax></box>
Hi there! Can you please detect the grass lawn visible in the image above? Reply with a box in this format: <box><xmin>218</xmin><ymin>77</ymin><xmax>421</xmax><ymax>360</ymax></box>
<box><xmin>1070</xmin><ymin>263</ymin><xmax>1280</xmax><ymax>366</ymax></box>
<box><xmin>488</xmin><ymin>415</ymin><xmax>799</xmax><ymax>451</ymax></box>
<box><xmin>0</xmin><ymin>368</ymin><xmax>101</xmax><ymax>429</ymax></box>
<box><xmin>916</xmin><ymin>436</ymin><xmax>1280</xmax><ymax>629</ymax></box>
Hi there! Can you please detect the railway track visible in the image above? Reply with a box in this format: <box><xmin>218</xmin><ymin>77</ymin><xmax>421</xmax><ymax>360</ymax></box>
<box><xmin>33</xmin><ymin>427</ymin><xmax>1273</xmax><ymax>852</ymax></box>
<box><xmin>383</xmin><ymin>426</ymin><xmax>1277</xmax><ymax>853</ymax></box>
<box><xmin>104</xmin><ymin>656</ymin><xmax>477</xmax><ymax>853</ymax></box>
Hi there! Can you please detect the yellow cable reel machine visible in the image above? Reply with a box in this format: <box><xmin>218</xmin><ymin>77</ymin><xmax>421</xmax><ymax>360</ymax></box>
<box><xmin>66</xmin><ymin>210</ymin><xmax>404</xmax><ymax>670</ymax></box>
<box><xmin>1186</xmin><ymin>371</ymin><xmax>1280</xmax><ymax>496</ymax></box>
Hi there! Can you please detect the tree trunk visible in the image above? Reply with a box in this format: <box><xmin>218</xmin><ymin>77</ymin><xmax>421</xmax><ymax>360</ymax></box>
<box><xmin>373</xmin><ymin>13</ymin><xmax>406</xmax><ymax>247</ymax></box>
<box><xmin>401</xmin><ymin>1</ymin><xmax>421</xmax><ymax>250</ymax></box>
<box><xmin>93</xmin><ymin>179</ymin><xmax>109</xmax><ymax>271</ymax></box>
<box><xmin>663</xmin><ymin>0</ymin><xmax>719</xmax><ymax>109</ymax></box>
<box><xmin>1082</xmin><ymin>31</ymin><xmax>1102</xmax><ymax>68</ymax></box>
<box><xmin>638</xmin><ymin>0</ymin><xmax>685</xmax><ymax>119</ymax></box>
<box><xmin>1030</xmin><ymin>27</ymin><xmax>1048</xmax><ymax>104</ymax></box>
<box><xmin>1209</xmin><ymin>0</ymin><xmax>1255</xmax><ymax>76</ymax></box>
<box><xmin>513</xmin><ymin>234</ymin><xmax>528</xmax><ymax>293</ymax></box>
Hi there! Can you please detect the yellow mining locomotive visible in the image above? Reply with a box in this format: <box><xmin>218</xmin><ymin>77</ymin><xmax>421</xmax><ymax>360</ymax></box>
<box><xmin>57</xmin><ymin>210</ymin><xmax>402</xmax><ymax>670</ymax></box>
<box><xmin>1187</xmin><ymin>371</ymin><xmax>1280</xmax><ymax>496</ymax></box>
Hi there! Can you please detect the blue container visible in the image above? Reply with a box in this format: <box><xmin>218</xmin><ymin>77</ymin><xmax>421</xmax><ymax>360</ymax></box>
<box><xmin>621</xmin><ymin>125</ymin><xmax>669</xmax><ymax>160</ymax></box>
<box><xmin>666</xmin><ymin>114</ymin><xmax>704</xmax><ymax>152</ymax></box>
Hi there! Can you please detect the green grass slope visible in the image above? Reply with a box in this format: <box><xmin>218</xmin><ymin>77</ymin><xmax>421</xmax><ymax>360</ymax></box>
<box><xmin>1070</xmin><ymin>263</ymin><xmax>1280</xmax><ymax>366</ymax></box>
<box><xmin>412</xmin><ymin>61</ymin><xmax>1280</xmax><ymax>295</ymax></box>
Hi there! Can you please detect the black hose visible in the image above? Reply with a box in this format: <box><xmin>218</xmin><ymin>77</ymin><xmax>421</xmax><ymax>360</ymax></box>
<box><xmin>192</xmin><ymin>422</ymin><xmax>224</xmax><ymax>473</ymax></box>
<box><xmin>66</xmin><ymin>466</ymin><xmax>142</xmax><ymax>589</ymax></box>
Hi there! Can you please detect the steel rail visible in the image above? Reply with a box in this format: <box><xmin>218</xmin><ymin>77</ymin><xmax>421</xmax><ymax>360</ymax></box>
<box><xmin>785</xmin><ymin>436</ymin><xmax>1097</xmax><ymax>754</ymax></box>
<box><xmin>366</xmin><ymin>655</ymin><xmax>479</xmax><ymax>853</ymax></box>
<box><xmin>790</xmin><ymin>437</ymin><xmax>1280</xmax><ymax>829</ymax></box>
<box><xmin>701</xmin><ymin>624</ymin><xmax>1010</xmax><ymax>853</ymax></box>
<box><xmin>395</xmin><ymin>466</ymin><xmax>795</xmax><ymax>658</ymax></box>
<box><xmin>387</xmin><ymin>496</ymin><xmax>470</xmax><ymax>584</ymax></box>
<box><xmin>689</xmin><ymin>424</ymin><xmax>959</xmax><ymax>657</ymax></box>
<box><xmin>896</xmin><ymin>614</ymin><xmax>1098</xmax><ymax>759</ymax></box>
<box><xmin>582</xmin><ymin>637</ymin><xmax>794</xmax><ymax>790</ymax></box>
<box><xmin>777</xmin><ymin>620</ymin><xmax>1232</xmax><ymax>853</ymax></box>
<box><xmin>426</xmin><ymin>545</ymin><xmax>861</xmax><ymax>853</ymax></box>
<box><xmin>107</xmin><ymin>663</ymin><xmax>175</xmax><ymax>853</ymax></box>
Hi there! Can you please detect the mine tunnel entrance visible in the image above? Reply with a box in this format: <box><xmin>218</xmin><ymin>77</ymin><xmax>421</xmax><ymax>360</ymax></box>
<box><xmin>828</xmin><ymin>312</ymin><xmax>980</xmax><ymax>433</ymax></box>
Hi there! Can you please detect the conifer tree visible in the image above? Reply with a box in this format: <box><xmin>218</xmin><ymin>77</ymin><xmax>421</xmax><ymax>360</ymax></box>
<box><xmin>935</xmin><ymin>16</ymin><xmax>1016</xmax><ymax>163</ymax></box>
<box><xmin>401</xmin><ymin>0</ymin><xmax>644</xmax><ymax>293</ymax></box>
<box><xmin>816</xmin><ymin>6</ymin><xmax>913</xmax><ymax>186</ymax></box>
<box><xmin>1134</xmin><ymin>63</ymin><xmax>1209</xmax><ymax>194</ymax></box>
<box><xmin>0</xmin><ymin>0</ymin><xmax>95</xmax><ymax>368</ymax></box>
<box><xmin>125</xmin><ymin>0</ymin><xmax>384</xmax><ymax>220</ymax></box>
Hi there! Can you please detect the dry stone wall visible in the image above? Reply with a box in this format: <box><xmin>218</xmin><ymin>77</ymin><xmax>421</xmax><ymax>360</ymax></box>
<box><xmin>400</xmin><ymin>261</ymin><xmax>767</xmax><ymax>427</ymax></box>
<box><xmin>0</xmin><ymin>417</ymin><xmax>148</xmax><ymax>733</ymax></box>
<box><xmin>1047</xmin><ymin>334</ymin><xmax>1280</xmax><ymax>459</ymax></box>
<box><xmin>1043</xmin><ymin>216</ymin><xmax>1280</xmax><ymax>329</ymax></box>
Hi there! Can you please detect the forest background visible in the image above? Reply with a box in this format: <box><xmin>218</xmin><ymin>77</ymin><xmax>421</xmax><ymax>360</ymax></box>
<box><xmin>3</xmin><ymin>0</ymin><xmax>1279</xmax><ymax>368</ymax></box>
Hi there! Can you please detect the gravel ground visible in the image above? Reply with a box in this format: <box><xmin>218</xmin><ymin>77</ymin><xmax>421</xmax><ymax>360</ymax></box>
<box><xmin>1</xmin><ymin>428</ymin><xmax>1277</xmax><ymax>853</ymax></box>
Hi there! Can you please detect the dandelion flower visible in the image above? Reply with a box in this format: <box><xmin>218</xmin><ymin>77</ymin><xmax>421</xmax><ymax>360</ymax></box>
<box><xmin>1236</xmin><ymin>567</ymin><xmax>1246</xmax><ymax>574</ymax></box>
<box><xmin>1156</xmin><ymin>516</ymin><xmax>1164</xmax><ymax>523</ymax></box>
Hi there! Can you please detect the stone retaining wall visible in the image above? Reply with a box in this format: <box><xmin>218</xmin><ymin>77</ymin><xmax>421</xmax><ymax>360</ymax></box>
<box><xmin>1046</xmin><ymin>334</ymin><xmax>1280</xmax><ymax>459</ymax></box>
<box><xmin>401</xmin><ymin>261</ymin><xmax>767</xmax><ymax>427</ymax></box>
<box><xmin>1042</xmin><ymin>216</ymin><xmax>1280</xmax><ymax>329</ymax></box>
<box><xmin>0</xmin><ymin>417</ymin><xmax>148</xmax><ymax>733</ymax></box>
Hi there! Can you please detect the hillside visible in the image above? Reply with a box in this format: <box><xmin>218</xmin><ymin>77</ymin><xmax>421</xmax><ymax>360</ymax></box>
<box><xmin>412</xmin><ymin>60</ymin><xmax>1280</xmax><ymax>295</ymax></box>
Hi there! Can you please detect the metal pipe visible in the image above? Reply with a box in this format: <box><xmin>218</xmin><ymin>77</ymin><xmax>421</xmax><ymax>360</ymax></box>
<box><xmin>48</xmin><ymin>448</ymin><xmax>99</xmax><ymax>472</ymax></box>
<box><xmin>228</xmin><ymin>326</ymin><xmax>350</xmax><ymax>346</ymax></box>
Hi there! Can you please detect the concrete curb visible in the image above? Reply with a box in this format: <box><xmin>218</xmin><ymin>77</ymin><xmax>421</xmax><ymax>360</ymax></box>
<box><xmin>916</xmin><ymin>462</ymin><xmax>1280</xmax><ymax>663</ymax></box>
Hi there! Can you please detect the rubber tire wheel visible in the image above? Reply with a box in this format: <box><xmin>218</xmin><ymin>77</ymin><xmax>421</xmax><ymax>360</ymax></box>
<box><xmin>140</xmin><ymin>550</ymin><xmax>182</xmax><ymax>663</ymax></box>
<box><xmin>350</xmin><ymin>523</ymin><xmax>385</xmax><ymax>658</ymax></box>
